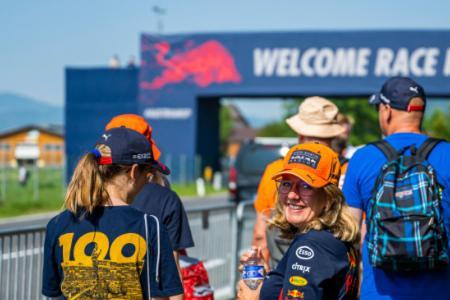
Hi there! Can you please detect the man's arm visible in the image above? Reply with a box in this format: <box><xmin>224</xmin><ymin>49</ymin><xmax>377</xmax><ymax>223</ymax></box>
<box><xmin>349</xmin><ymin>207</ymin><xmax>362</xmax><ymax>228</ymax></box>
<box><xmin>168</xmin><ymin>250</ymin><xmax>184</xmax><ymax>300</ymax></box>
<box><xmin>252</xmin><ymin>160</ymin><xmax>282</xmax><ymax>265</ymax></box>
<box><xmin>349</xmin><ymin>207</ymin><xmax>365</xmax><ymax>247</ymax></box>
<box><xmin>252</xmin><ymin>212</ymin><xmax>270</xmax><ymax>264</ymax></box>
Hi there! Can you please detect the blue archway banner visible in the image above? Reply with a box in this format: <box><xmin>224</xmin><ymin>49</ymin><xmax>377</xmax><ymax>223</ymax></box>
<box><xmin>140</xmin><ymin>31</ymin><xmax>450</xmax><ymax>100</ymax></box>
<box><xmin>139</xmin><ymin>31</ymin><xmax>450</xmax><ymax>166</ymax></box>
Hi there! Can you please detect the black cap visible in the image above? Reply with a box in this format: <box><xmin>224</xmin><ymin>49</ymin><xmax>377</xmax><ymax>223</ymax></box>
<box><xmin>369</xmin><ymin>77</ymin><xmax>426</xmax><ymax>112</ymax></box>
<box><xmin>93</xmin><ymin>127</ymin><xmax>170</xmax><ymax>175</ymax></box>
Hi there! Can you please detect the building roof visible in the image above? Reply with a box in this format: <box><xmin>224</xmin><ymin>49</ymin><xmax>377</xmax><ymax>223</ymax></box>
<box><xmin>227</xmin><ymin>104</ymin><xmax>251</xmax><ymax>128</ymax></box>
<box><xmin>225</xmin><ymin>104</ymin><xmax>257</xmax><ymax>142</ymax></box>
<box><xmin>0</xmin><ymin>124</ymin><xmax>64</xmax><ymax>139</ymax></box>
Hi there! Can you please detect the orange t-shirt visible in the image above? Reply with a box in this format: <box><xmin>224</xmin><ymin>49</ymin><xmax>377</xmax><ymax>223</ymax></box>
<box><xmin>254</xmin><ymin>159</ymin><xmax>284</xmax><ymax>213</ymax></box>
<box><xmin>254</xmin><ymin>157</ymin><xmax>349</xmax><ymax>213</ymax></box>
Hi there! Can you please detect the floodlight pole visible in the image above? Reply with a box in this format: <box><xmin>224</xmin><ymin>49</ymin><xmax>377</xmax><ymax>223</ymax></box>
<box><xmin>152</xmin><ymin>5</ymin><xmax>166</xmax><ymax>34</ymax></box>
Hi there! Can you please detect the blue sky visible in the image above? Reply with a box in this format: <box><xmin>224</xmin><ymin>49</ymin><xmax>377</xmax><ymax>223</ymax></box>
<box><xmin>2</xmin><ymin>0</ymin><xmax>450</xmax><ymax>125</ymax></box>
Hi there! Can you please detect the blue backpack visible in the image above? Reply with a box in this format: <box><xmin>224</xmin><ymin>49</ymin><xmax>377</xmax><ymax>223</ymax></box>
<box><xmin>367</xmin><ymin>138</ymin><xmax>448</xmax><ymax>271</ymax></box>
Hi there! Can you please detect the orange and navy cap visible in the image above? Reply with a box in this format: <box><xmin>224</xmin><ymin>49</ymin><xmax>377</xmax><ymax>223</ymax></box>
<box><xmin>272</xmin><ymin>142</ymin><xmax>340</xmax><ymax>188</ymax></box>
<box><xmin>93</xmin><ymin>127</ymin><xmax>170</xmax><ymax>175</ymax></box>
<box><xmin>106</xmin><ymin>114</ymin><xmax>162</xmax><ymax>161</ymax></box>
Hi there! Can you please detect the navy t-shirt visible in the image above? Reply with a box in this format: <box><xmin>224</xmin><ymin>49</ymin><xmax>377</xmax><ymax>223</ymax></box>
<box><xmin>133</xmin><ymin>183</ymin><xmax>194</xmax><ymax>250</ymax></box>
<box><xmin>260</xmin><ymin>230</ymin><xmax>359</xmax><ymax>300</ymax></box>
<box><xmin>343</xmin><ymin>133</ymin><xmax>450</xmax><ymax>299</ymax></box>
<box><xmin>42</xmin><ymin>206</ymin><xmax>183</xmax><ymax>299</ymax></box>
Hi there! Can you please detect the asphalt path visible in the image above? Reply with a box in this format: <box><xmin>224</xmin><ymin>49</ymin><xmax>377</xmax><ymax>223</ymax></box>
<box><xmin>0</xmin><ymin>193</ymin><xmax>229</xmax><ymax>233</ymax></box>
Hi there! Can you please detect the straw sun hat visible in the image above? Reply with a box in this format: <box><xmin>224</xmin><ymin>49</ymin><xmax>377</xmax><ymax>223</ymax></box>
<box><xmin>285</xmin><ymin>97</ymin><xmax>345</xmax><ymax>138</ymax></box>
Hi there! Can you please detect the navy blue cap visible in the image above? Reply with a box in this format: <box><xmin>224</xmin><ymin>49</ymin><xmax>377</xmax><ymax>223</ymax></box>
<box><xmin>369</xmin><ymin>77</ymin><xmax>426</xmax><ymax>112</ymax></box>
<box><xmin>94</xmin><ymin>127</ymin><xmax>170</xmax><ymax>175</ymax></box>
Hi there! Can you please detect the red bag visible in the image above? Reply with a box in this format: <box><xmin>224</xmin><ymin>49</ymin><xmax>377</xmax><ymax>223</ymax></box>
<box><xmin>180</xmin><ymin>255</ymin><xmax>214</xmax><ymax>300</ymax></box>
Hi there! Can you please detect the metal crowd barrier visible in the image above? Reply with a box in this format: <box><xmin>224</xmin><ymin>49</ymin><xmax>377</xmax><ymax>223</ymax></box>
<box><xmin>0</xmin><ymin>200</ymin><xmax>257</xmax><ymax>300</ymax></box>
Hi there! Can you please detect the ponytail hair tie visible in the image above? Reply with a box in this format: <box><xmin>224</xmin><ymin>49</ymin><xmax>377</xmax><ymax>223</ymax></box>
<box><xmin>91</xmin><ymin>149</ymin><xmax>101</xmax><ymax>159</ymax></box>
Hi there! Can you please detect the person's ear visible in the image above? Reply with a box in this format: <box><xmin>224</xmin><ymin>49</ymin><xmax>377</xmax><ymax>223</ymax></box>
<box><xmin>385</xmin><ymin>104</ymin><xmax>392</xmax><ymax>123</ymax></box>
<box><xmin>129</xmin><ymin>164</ymin><xmax>140</xmax><ymax>181</ymax></box>
<box><xmin>147</xmin><ymin>169</ymin><xmax>155</xmax><ymax>183</ymax></box>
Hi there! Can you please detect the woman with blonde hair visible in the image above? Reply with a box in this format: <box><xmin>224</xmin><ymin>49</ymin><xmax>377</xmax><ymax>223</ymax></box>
<box><xmin>238</xmin><ymin>142</ymin><xmax>360</xmax><ymax>300</ymax></box>
<box><xmin>42</xmin><ymin>127</ymin><xmax>183</xmax><ymax>299</ymax></box>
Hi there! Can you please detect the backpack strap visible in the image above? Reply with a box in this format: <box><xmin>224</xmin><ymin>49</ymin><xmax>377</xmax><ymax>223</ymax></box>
<box><xmin>371</xmin><ymin>140</ymin><xmax>398</xmax><ymax>161</ymax></box>
<box><xmin>417</xmin><ymin>137</ymin><xmax>444</xmax><ymax>161</ymax></box>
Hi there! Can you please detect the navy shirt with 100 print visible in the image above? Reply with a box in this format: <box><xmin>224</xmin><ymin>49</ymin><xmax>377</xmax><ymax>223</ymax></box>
<box><xmin>42</xmin><ymin>206</ymin><xmax>183</xmax><ymax>299</ymax></box>
<box><xmin>260</xmin><ymin>230</ymin><xmax>359</xmax><ymax>300</ymax></box>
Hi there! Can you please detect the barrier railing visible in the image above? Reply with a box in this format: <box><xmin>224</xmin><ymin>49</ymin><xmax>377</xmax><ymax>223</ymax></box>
<box><xmin>0</xmin><ymin>200</ymin><xmax>257</xmax><ymax>300</ymax></box>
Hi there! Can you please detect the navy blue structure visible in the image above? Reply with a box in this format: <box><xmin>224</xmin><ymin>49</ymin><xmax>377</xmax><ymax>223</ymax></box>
<box><xmin>66</xmin><ymin>30</ymin><xmax>450</xmax><ymax>180</ymax></box>
<box><xmin>66</xmin><ymin>68</ymin><xmax>138</xmax><ymax>178</ymax></box>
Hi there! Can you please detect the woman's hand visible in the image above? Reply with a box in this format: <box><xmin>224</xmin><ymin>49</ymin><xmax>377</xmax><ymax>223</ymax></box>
<box><xmin>239</xmin><ymin>247</ymin><xmax>270</xmax><ymax>274</ymax></box>
<box><xmin>237</xmin><ymin>280</ymin><xmax>261</xmax><ymax>300</ymax></box>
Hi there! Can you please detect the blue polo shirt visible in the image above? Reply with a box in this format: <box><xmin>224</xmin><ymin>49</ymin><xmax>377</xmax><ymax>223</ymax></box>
<box><xmin>42</xmin><ymin>206</ymin><xmax>183</xmax><ymax>299</ymax></box>
<box><xmin>260</xmin><ymin>230</ymin><xmax>359</xmax><ymax>300</ymax></box>
<box><xmin>343</xmin><ymin>133</ymin><xmax>450</xmax><ymax>299</ymax></box>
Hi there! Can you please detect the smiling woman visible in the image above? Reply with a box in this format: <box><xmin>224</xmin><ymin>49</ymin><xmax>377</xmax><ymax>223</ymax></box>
<box><xmin>238</xmin><ymin>142</ymin><xmax>360</xmax><ymax>300</ymax></box>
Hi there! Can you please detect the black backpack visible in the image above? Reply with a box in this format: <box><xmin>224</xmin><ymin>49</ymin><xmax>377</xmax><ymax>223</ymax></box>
<box><xmin>366</xmin><ymin>138</ymin><xmax>448</xmax><ymax>271</ymax></box>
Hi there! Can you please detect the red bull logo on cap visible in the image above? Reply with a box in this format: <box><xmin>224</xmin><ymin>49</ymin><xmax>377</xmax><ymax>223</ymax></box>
<box><xmin>142</xmin><ymin>40</ymin><xmax>242</xmax><ymax>89</ymax></box>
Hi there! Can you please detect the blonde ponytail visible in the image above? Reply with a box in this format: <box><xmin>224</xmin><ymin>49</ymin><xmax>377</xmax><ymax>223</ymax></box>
<box><xmin>64</xmin><ymin>153</ymin><xmax>108</xmax><ymax>214</ymax></box>
<box><xmin>64</xmin><ymin>152</ymin><xmax>134</xmax><ymax>214</ymax></box>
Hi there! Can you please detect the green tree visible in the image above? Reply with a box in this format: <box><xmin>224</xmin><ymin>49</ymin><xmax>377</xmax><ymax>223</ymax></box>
<box><xmin>257</xmin><ymin>121</ymin><xmax>297</xmax><ymax>137</ymax></box>
<box><xmin>258</xmin><ymin>98</ymin><xmax>381</xmax><ymax>145</ymax></box>
<box><xmin>219</xmin><ymin>104</ymin><xmax>233</xmax><ymax>144</ymax></box>
<box><xmin>332</xmin><ymin>98</ymin><xmax>381</xmax><ymax>145</ymax></box>
<box><xmin>219</xmin><ymin>104</ymin><xmax>234</xmax><ymax>156</ymax></box>
<box><xmin>423</xmin><ymin>106</ymin><xmax>450</xmax><ymax>140</ymax></box>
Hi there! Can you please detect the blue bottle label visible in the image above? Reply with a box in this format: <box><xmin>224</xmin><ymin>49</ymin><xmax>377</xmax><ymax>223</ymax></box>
<box><xmin>242</xmin><ymin>265</ymin><xmax>265</xmax><ymax>279</ymax></box>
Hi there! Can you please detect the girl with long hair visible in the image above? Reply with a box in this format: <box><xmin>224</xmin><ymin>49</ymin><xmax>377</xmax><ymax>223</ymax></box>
<box><xmin>42</xmin><ymin>127</ymin><xmax>183</xmax><ymax>299</ymax></box>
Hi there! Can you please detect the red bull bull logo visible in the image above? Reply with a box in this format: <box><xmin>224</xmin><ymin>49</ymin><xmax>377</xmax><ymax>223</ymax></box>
<box><xmin>286</xmin><ymin>289</ymin><xmax>304</xmax><ymax>299</ymax></box>
<box><xmin>142</xmin><ymin>40</ymin><xmax>242</xmax><ymax>89</ymax></box>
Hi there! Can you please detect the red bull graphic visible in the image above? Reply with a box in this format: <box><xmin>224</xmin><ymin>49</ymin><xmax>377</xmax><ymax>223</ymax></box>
<box><xmin>344</xmin><ymin>246</ymin><xmax>360</xmax><ymax>296</ymax></box>
<box><xmin>142</xmin><ymin>40</ymin><xmax>241</xmax><ymax>89</ymax></box>
<box><xmin>286</xmin><ymin>289</ymin><xmax>305</xmax><ymax>299</ymax></box>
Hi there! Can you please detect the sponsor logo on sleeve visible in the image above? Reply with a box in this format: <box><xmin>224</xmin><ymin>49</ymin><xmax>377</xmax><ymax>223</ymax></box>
<box><xmin>295</xmin><ymin>246</ymin><xmax>314</xmax><ymax>260</ymax></box>
<box><xmin>291</xmin><ymin>262</ymin><xmax>311</xmax><ymax>273</ymax></box>
<box><xmin>286</xmin><ymin>289</ymin><xmax>305</xmax><ymax>298</ymax></box>
<box><xmin>289</xmin><ymin>276</ymin><xmax>308</xmax><ymax>287</ymax></box>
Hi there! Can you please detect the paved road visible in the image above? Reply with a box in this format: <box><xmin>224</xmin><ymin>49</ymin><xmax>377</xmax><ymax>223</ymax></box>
<box><xmin>0</xmin><ymin>193</ymin><xmax>229</xmax><ymax>232</ymax></box>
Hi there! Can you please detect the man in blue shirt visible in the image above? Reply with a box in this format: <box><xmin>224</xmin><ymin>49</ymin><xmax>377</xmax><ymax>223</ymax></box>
<box><xmin>343</xmin><ymin>77</ymin><xmax>450</xmax><ymax>299</ymax></box>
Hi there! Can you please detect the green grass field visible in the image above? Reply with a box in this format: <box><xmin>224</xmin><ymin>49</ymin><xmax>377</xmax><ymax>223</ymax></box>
<box><xmin>0</xmin><ymin>167</ymin><xmax>65</xmax><ymax>218</ymax></box>
<box><xmin>0</xmin><ymin>167</ymin><xmax>225</xmax><ymax>219</ymax></box>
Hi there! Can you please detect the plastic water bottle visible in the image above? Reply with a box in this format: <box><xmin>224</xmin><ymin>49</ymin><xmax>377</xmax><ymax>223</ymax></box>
<box><xmin>242</xmin><ymin>249</ymin><xmax>265</xmax><ymax>290</ymax></box>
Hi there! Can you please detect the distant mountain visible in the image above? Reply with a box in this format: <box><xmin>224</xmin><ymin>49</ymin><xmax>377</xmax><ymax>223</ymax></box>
<box><xmin>0</xmin><ymin>92</ymin><xmax>63</xmax><ymax>133</ymax></box>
